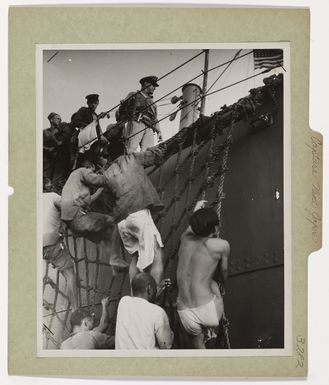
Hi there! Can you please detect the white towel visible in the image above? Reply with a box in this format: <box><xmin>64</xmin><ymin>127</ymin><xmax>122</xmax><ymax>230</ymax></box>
<box><xmin>78</xmin><ymin>120</ymin><xmax>102</xmax><ymax>153</ymax></box>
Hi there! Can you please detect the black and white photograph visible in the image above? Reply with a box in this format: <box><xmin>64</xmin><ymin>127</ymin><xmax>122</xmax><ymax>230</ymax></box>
<box><xmin>38</xmin><ymin>44</ymin><xmax>290</xmax><ymax>355</ymax></box>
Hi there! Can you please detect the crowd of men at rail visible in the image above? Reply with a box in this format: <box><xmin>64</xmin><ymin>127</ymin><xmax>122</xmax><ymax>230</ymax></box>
<box><xmin>43</xmin><ymin>75</ymin><xmax>230</xmax><ymax>349</ymax></box>
<box><xmin>43</xmin><ymin>76</ymin><xmax>163</xmax><ymax>183</ymax></box>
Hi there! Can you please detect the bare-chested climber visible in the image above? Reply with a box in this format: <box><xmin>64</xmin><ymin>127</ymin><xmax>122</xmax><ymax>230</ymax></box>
<box><xmin>176</xmin><ymin>200</ymin><xmax>230</xmax><ymax>349</ymax></box>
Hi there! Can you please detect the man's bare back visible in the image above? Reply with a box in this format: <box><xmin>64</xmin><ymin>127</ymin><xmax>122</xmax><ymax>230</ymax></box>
<box><xmin>175</xmin><ymin>202</ymin><xmax>230</xmax><ymax>348</ymax></box>
<box><xmin>177</xmin><ymin>230</ymin><xmax>229</xmax><ymax>310</ymax></box>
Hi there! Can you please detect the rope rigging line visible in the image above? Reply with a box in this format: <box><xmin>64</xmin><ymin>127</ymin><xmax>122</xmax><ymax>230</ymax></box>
<box><xmin>157</xmin><ymin>50</ymin><xmax>207</xmax><ymax>82</ymax></box>
<box><xmin>211</xmin><ymin>120</ymin><xmax>235</xmax><ymax>349</ymax></box>
<box><xmin>137</xmin><ymin>50</ymin><xmax>253</xmax><ymax>118</ymax></box>
<box><xmin>206</xmin><ymin>49</ymin><xmax>242</xmax><ymax>94</ymax></box>
<box><xmin>101</xmin><ymin>50</ymin><xmax>206</xmax><ymax>117</ymax></box>
<box><xmin>201</xmin><ymin>124</ymin><xmax>217</xmax><ymax>201</ymax></box>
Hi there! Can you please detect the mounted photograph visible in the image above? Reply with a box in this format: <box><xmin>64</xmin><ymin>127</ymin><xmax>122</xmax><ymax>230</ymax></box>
<box><xmin>37</xmin><ymin>44</ymin><xmax>290</xmax><ymax>356</ymax></box>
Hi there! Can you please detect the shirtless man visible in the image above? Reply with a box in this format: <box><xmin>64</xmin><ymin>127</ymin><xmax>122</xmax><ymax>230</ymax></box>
<box><xmin>176</xmin><ymin>200</ymin><xmax>230</xmax><ymax>348</ymax></box>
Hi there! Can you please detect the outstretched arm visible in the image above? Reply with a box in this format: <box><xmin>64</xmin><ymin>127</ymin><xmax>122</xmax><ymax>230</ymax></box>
<box><xmin>93</xmin><ymin>296</ymin><xmax>110</xmax><ymax>333</ymax></box>
<box><xmin>181</xmin><ymin>200</ymin><xmax>208</xmax><ymax>238</ymax></box>
<box><xmin>90</xmin><ymin>187</ymin><xmax>104</xmax><ymax>203</ymax></box>
<box><xmin>133</xmin><ymin>146</ymin><xmax>165</xmax><ymax>168</ymax></box>
<box><xmin>82</xmin><ymin>169</ymin><xmax>107</xmax><ymax>188</ymax></box>
<box><xmin>211</xmin><ymin>240</ymin><xmax>230</xmax><ymax>283</ymax></box>
<box><xmin>193</xmin><ymin>199</ymin><xmax>207</xmax><ymax>212</ymax></box>
<box><xmin>219</xmin><ymin>241</ymin><xmax>230</xmax><ymax>282</ymax></box>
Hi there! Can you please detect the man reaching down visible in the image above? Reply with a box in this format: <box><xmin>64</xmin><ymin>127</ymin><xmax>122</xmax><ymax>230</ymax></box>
<box><xmin>61</xmin><ymin>160</ymin><xmax>128</xmax><ymax>271</ymax></box>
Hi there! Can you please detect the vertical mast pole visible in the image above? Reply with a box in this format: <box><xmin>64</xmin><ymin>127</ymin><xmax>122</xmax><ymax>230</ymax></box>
<box><xmin>200</xmin><ymin>49</ymin><xmax>209</xmax><ymax>116</ymax></box>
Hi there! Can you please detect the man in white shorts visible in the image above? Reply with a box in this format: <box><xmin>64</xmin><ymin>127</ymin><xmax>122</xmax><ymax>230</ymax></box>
<box><xmin>103</xmin><ymin>147</ymin><xmax>165</xmax><ymax>290</ymax></box>
<box><xmin>176</xmin><ymin>200</ymin><xmax>230</xmax><ymax>348</ymax></box>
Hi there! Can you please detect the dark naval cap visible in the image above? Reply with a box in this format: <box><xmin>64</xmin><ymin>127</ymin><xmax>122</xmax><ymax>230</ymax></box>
<box><xmin>86</xmin><ymin>94</ymin><xmax>99</xmax><ymax>103</ymax></box>
<box><xmin>139</xmin><ymin>76</ymin><xmax>159</xmax><ymax>87</ymax></box>
<box><xmin>47</xmin><ymin>112</ymin><xmax>59</xmax><ymax>121</ymax></box>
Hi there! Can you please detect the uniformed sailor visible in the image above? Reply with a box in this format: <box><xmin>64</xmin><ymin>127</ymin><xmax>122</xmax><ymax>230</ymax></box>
<box><xmin>118</xmin><ymin>76</ymin><xmax>163</xmax><ymax>153</ymax></box>
<box><xmin>70</xmin><ymin>94</ymin><xmax>109</xmax><ymax>168</ymax></box>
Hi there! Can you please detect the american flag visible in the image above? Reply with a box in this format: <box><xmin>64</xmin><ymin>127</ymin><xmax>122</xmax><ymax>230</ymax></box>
<box><xmin>253</xmin><ymin>49</ymin><xmax>284</xmax><ymax>70</ymax></box>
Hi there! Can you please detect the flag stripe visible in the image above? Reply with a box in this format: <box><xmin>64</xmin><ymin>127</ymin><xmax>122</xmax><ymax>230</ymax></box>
<box><xmin>255</xmin><ymin>60</ymin><xmax>283</xmax><ymax>66</ymax></box>
<box><xmin>253</xmin><ymin>49</ymin><xmax>284</xmax><ymax>70</ymax></box>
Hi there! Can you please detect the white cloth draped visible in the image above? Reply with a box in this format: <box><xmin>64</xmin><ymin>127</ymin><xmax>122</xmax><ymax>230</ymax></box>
<box><xmin>78</xmin><ymin>121</ymin><xmax>102</xmax><ymax>153</ymax></box>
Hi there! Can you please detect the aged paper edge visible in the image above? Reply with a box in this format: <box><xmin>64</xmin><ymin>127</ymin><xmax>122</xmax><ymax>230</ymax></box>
<box><xmin>8</xmin><ymin>6</ymin><xmax>320</xmax><ymax>378</ymax></box>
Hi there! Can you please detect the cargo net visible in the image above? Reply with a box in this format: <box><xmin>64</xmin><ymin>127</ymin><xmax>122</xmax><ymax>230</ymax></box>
<box><xmin>42</xmin><ymin>74</ymin><xmax>282</xmax><ymax>349</ymax></box>
<box><xmin>42</xmin><ymin>120</ymin><xmax>232</xmax><ymax>349</ymax></box>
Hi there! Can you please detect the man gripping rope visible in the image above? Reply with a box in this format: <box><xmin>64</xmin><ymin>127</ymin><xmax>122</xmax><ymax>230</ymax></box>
<box><xmin>176</xmin><ymin>200</ymin><xmax>230</xmax><ymax>349</ymax></box>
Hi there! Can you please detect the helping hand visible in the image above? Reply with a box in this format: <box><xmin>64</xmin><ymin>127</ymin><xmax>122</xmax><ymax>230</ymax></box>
<box><xmin>159</xmin><ymin>278</ymin><xmax>173</xmax><ymax>292</ymax></box>
<box><xmin>157</xmin><ymin>131</ymin><xmax>163</xmax><ymax>142</ymax></box>
<box><xmin>101</xmin><ymin>296</ymin><xmax>110</xmax><ymax>307</ymax></box>
<box><xmin>98</xmin><ymin>112</ymin><xmax>109</xmax><ymax>120</ymax></box>
<box><xmin>194</xmin><ymin>200</ymin><xmax>208</xmax><ymax>212</ymax></box>
<box><xmin>99</xmin><ymin>135</ymin><xmax>109</xmax><ymax>144</ymax></box>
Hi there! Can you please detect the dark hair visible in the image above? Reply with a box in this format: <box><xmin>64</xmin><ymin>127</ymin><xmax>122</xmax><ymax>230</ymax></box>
<box><xmin>131</xmin><ymin>272</ymin><xmax>156</xmax><ymax>296</ymax></box>
<box><xmin>43</xmin><ymin>177</ymin><xmax>53</xmax><ymax>192</ymax></box>
<box><xmin>70</xmin><ymin>309</ymin><xmax>91</xmax><ymax>329</ymax></box>
<box><xmin>189</xmin><ymin>208</ymin><xmax>219</xmax><ymax>237</ymax></box>
<box><xmin>47</xmin><ymin>112</ymin><xmax>58</xmax><ymax>121</ymax></box>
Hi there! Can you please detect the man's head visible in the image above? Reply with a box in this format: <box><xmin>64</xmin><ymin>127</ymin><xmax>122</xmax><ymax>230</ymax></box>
<box><xmin>47</xmin><ymin>112</ymin><xmax>62</xmax><ymax>128</ymax></box>
<box><xmin>131</xmin><ymin>272</ymin><xmax>157</xmax><ymax>303</ymax></box>
<box><xmin>70</xmin><ymin>308</ymin><xmax>94</xmax><ymax>332</ymax></box>
<box><xmin>81</xmin><ymin>160</ymin><xmax>96</xmax><ymax>171</ymax></box>
<box><xmin>189</xmin><ymin>208</ymin><xmax>219</xmax><ymax>237</ymax></box>
<box><xmin>43</xmin><ymin>177</ymin><xmax>53</xmax><ymax>193</ymax></box>
<box><xmin>86</xmin><ymin>94</ymin><xmax>99</xmax><ymax>111</ymax></box>
<box><xmin>139</xmin><ymin>76</ymin><xmax>159</xmax><ymax>97</ymax></box>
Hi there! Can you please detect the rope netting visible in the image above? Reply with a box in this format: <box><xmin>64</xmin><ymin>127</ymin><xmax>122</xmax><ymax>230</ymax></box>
<box><xmin>42</xmin><ymin>120</ymin><xmax>234</xmax><ymax>349</ymax></box>
<box><xmin>42</xmin><ymin>73</ymin><xmax>283</xmax><ymax>349</ymax></box>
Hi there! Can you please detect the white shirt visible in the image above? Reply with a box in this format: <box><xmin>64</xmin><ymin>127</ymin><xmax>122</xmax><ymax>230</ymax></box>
<box><xmin>43</xmin><ymin>192</ymin><xmax>61</xmax><ymax>247</ymax></box>
<box><xmin>115</xmin><ymin>296</ymin><xmax>173</xmax><ymax>350</ymax></box>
